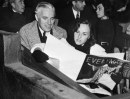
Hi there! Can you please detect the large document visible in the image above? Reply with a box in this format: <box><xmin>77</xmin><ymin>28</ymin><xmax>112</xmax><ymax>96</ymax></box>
<box><xmin>44</xmin><ymin>34</ymin><xmax>87</xmax><ymax>81</ymax></box>
<box><xmin>33</xmin><ymin>34</ymin><xmax>127</xmax><ymax>96</ymax></box>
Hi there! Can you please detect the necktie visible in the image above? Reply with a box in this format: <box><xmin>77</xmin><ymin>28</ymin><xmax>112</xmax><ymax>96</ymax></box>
<box><xmin>76</xmin><ymin>12</ymin><xmax>80</xmax><ymax>19</ymax></box>
<box><xmin>41</xmin><ymin>31</ymin><xmax>47</xmax><ymax>43</ymax></box>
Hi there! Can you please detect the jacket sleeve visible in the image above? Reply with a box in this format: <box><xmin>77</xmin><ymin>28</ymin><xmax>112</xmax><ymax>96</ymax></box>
<box><xmin>19</xmin><ymin>27</ymin><xmax>31</xmax><ymax>50</ymax></box>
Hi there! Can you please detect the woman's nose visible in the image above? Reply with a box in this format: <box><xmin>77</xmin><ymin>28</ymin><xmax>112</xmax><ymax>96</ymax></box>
<box><xmin>78</xmin><ymin>34</ymin><xmax>82</xmax><ymax>39</ymax></box>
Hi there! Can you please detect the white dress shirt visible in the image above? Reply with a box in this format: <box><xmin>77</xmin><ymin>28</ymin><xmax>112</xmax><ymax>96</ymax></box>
<box><xmin>72</xmin><ymin>8</ymin><xmax>80</xmax><ymax>19</ymax></box>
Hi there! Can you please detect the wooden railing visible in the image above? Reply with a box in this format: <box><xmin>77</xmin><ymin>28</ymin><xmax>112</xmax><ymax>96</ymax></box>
<box><xmin>1</xmin><ymin>30</ymin><xmax>130</xmax><ymax>99</ymax></box>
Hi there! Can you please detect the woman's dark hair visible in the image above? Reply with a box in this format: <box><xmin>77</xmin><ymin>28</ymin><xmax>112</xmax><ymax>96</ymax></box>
<box><xmin>72</xmin><ymin>20</ymin><xmax>96</xmax><ymax>54</ymax></box>
<box><xmin>93</xmin><ymin>0</ymin><xmax>112</xmax><ymax>17</ymax></box>
<box><xmin>73</xmin><ymin>20</ymin><xmax>96</xmax><ymax>45</ymax></box>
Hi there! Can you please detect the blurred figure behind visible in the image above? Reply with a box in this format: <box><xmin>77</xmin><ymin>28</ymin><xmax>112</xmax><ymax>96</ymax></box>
<box><xmin>58</xmin><ymin>0</ymin><xmax>98</xmax><ymax>46</ymax></box>
<box><xmin>93</xmin><ymin>0</ymin><xmax>123</xmax><ymax>53</ymax></box>
<box><xmin>0</xmin><ymin>0</ymin><xmax>34</xmax><ymax>32</ymax></box>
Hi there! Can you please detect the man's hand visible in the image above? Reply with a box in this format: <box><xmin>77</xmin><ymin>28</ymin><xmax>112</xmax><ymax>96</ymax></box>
<box><xmin>32</xmin><ymin>50</ymin><xmax>49</xmax><ymax>63</ymax></box>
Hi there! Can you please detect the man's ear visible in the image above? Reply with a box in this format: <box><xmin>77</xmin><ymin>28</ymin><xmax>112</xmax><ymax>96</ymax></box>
<box><xmin>72</xmin><ymin>1</ymin><xmax>76</xmax><ymax>6</ymax></box>
<box><xmin>11</xmin><ymin>3</ymin><xmax>15</xmax><ymax>9</ymax></box>
<box><xmin>35</xmin><ymin>14</ymin><xmax>38</xmax><ymax>21</ymax></box>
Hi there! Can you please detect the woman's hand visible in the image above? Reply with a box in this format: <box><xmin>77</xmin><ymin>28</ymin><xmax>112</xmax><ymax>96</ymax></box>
<box><xmin>76</xmin><ymin>78</ymin><xmax>92</xmax><ymax>83</ymax></box>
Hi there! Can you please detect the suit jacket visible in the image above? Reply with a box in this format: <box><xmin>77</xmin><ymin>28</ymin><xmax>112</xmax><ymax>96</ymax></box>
<box><xmin>20</xmin><ymin>20</ymin><xmax>67</xmax><ymax>50</ymax></box>
<box><xmin>58</xmin><ymin>5</ymin><xmax>98</xmax><ymax>45</ymax></box>
<box><xmin>0</xmin><ymin>6</ymin><xmax>34</xmax><ymax>32</ymax></box>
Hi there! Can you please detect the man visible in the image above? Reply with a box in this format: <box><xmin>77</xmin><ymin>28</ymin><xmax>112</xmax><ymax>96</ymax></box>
<box><xmin>58</xmin><ymin>0</ymin><xmax>97</xmax><ymax>46</ymax></box>
<box><xmin>20</xmin><ymin>1</ymin><xmax>67</xmax><ymax>51</ymax></box>
<box><xmin>0</xmin><ymin>0</ymin><xmax>34</xmax><ymax>32</ymax></box>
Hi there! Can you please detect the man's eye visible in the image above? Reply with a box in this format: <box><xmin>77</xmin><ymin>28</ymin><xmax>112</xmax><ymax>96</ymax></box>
<box><xmin>51</xmin><ymin>18</ymin><xmax>55</xmax><ymax>21</ymax></box>
<box><xmin>42</xmin><ymin>17</ymin><xmax>48</xmax><ymax>20</ymax></box>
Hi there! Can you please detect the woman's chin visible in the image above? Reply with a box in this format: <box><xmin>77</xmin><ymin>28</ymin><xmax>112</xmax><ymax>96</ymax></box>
<box><xmin>75</xmin><ymin>42</ymin><xmax>82</xmax><ymax>45</ymax></box>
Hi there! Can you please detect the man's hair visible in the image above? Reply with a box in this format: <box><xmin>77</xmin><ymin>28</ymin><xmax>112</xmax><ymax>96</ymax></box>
<box><xmin>9</xmin><ymin>0</ymin><xmax>24</xmax><ymax>4</ymax></box>
<box><xmin>35</xmin><ymin>2</ymin><xmax>55</xmax><ymax>16</ymax></box>
<box><xmin>69</xmin><ymin>0</ymin><xmax>85</xmax><ymax>1</ymax></box>
<box><xmin>9</xmin><ymin>0</ymin><xmax>15</xmax><ymax>4</ymax></box>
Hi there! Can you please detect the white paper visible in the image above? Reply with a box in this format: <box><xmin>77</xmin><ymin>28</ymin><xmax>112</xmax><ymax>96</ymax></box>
<box><xmin>90</xmin><ymin>44</ymin><xmax>106</xmax><ymax>55</ymax></box>
<box><xmin>90</xmin><ymin>44</ymin><xmax>124</xmax><ymax>60</ymax></box>
<box><xmin>79</xmin><ymin>84</ymin><xmax>111</xmax><ymax>96</ymax></box>
<box><xmin>103</xmin><ymin>53</ymin><xmax>125</xmax><ymax>60</ymax></box>
<box><xmin>98</xmin><ymin>74</ymin><xmax>116</xmax><ymax>90</ymax></box>
<box><xmin>44</xmin><ymin>34</ymin><xmax>86</xmax><ymax>81</ymax></box>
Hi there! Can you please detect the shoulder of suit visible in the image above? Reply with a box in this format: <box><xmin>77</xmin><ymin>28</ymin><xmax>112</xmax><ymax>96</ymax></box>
<box><xmin>20</xmin><ymin>20</ymin><xmax>37</xmax><ymax>31</ymax></box>
<box><xmin>53</xmin><ymin>25</ymin><xmax>67</xmax><ymax>33</ymax></box>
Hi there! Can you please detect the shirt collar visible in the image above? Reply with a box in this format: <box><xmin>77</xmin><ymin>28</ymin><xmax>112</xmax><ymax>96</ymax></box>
<box><xmin>72</xmin><ymin>7</ymin><xmax>80</xmax><ymax>19</ymax></box>
<box><xmin>12</xmin><ymin>9</ymin><xmax>22</xmax><ymax>14</ymax></box>
<box><xmin>38</xmin><ymin>26</ymin><xmax>50</xmax><ymax>36</ymax></box>
<box><xmin>39</xmin><ymin>26</ymin><xmax>44</xmax><ymax>36</ymax></box>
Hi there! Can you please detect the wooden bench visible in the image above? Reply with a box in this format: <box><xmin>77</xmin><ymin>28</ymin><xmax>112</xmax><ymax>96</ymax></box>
<box><xmin>1</xmin><ymin>30</ymin><xmax>130</xmax><ymax>99</ymax></box>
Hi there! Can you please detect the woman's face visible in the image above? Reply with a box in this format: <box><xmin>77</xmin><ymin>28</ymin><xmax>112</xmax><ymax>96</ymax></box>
<box><xmin>74</xmin><ymin>23</ymin><xmax>90</xmax><ymax>45</ymax></box>
<box><xmin>96</xmin><ymin>4</ymin><xmax>105</xmax><ymax>18</ymax></box>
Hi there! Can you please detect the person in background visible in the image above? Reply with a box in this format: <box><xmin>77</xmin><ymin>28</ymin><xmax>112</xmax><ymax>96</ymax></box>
<box><xmin>70</xmin><ymin>19</ymin><xmax>106</xmax><ymax>55</ymax></box>
<box><xmin>58</xmin><ymin>0</ymin><xmax>98</xmax><ymax>46</ymax></box>
<box><xmin>20</xmin><ymin>1</ymin><xmax>67</xmax><ymax>63</ymax></box>
<box><xmin>112</xmin><ymin>0</ymin><xmax>130</xmax><ymax>55</ymax></box>
<box><xmin>93</xmin><ymin>0</ymin><xmax>123</xmax><ymax>53</ymax></box>
<box><xmin>0</xmin><ymin>0</ymin><xmax>34</xmax><ymax>33</ymax></box>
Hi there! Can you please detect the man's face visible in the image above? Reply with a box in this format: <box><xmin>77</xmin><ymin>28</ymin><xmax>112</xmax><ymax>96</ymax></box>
<box><xmin>126</xmin><ymin>24</ymin><xmax>130</xmax><ymax>35</ymax></box>
<box><xmin>73</xmin><ymin>0</ymin><xmax>86</xmax><ymax>11</ymax></box>
<box><xmin>74</xmin><ymin>23</ymin><xmax>90</xmax><ymax>45</ymax></box>
<box><xmin>12</xmin><ymin>0</ymin><xmax>25</xmax><ymax>13</ymax></box>
<box><xmin>36</xmin><ymin>7</ymin><xmax>55</xmax><ymax>32</ymax></box>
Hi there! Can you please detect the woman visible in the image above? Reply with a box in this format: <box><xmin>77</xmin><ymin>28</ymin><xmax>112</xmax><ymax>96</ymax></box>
<box><xmin>71</xmin><ymin>20</ymin><xmax>106</xmax><ymax>55</ymax></box>
<box><xmin>94</xmin><ymin>0</ymin><xmax>123</xmax><ymax>53</ymax></box>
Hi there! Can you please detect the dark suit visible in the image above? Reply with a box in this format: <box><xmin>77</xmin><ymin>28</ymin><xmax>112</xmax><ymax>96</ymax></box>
<box><xmin>0</xmin><ymin>6</ymin><xmax>34</xmax><ymax>33</ymax></box>
<box><xmin>58</xmin><ymin>4</ymin><xmax>98</xmax><ymax>45</ymax></box>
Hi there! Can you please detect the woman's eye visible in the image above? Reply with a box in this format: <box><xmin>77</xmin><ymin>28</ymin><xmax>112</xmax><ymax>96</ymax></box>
<box><xmin>83</xmin><ymin>33</ymin><xmax>88</xmax><ymax>35</ymax></box>
<box><xmin>76</xmin><ymin>31</ymin><xmax>80</xmax><ymax>34</ymax></box>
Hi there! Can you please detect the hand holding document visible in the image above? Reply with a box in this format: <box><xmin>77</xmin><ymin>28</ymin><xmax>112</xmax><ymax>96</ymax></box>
<box><xmin>44</xmin><ymin>34</ymin><xmax>87</xmax><ymax>81</ymax></box>
<box><xmin>31</xmin><ymin>34</ymin><xmax>126</xmax><ymax>96</ymax></box>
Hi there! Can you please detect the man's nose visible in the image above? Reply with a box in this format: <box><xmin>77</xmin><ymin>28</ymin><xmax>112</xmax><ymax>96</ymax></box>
<box><xmin>22</xmin><ymin>1</ymin><xmax>25</xmax><ymax>7</ymax></box>
<box><xmin>96</xmin><ymin>9</ymin><xmax>98</xmax><ymax>13</ymax></box>
<box><xmin>83</xmin><ymin>1</ymin><xmax>86</xmax><ymax>6</ymax></box>
<box><xmin>47</xmin><ymin>19</ymin><xmax>52</xmax><ymax>25</ymax></box>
